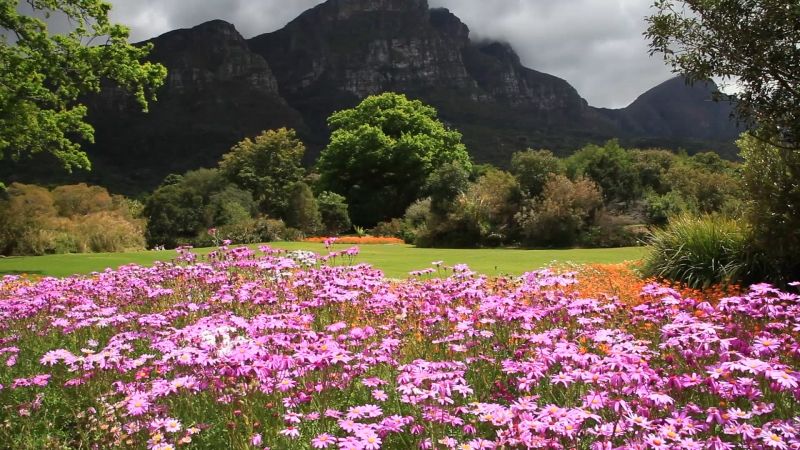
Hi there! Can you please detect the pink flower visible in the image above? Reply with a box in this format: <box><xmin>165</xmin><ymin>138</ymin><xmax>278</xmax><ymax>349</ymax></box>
<box><xmin>279</xmin><ymin>427</ymin><xmax>299</xmax><ymax>439</ymax></box>
<box><xmin>372</xmin><ymin>389</ymin><xmax>388</xmax><ymax>402</ymax></box>
<box><xmin>311</xmin><ymin>433</ymin><xmax>335</xmax><ymax>448</ymax></box>
<box><xmin>126</xmin><ymin>392</ymin><xmax>151</xmax><ymax>416</ymax></box>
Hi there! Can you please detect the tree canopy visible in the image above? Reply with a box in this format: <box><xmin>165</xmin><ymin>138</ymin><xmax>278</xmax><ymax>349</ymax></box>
<box><xmin>0</xmin><ymin>0</ymin><xmax>167</xmax><ymax>180</ymax></box>
<box><xmin>316</xmin><ymin>93</ymin><xmax>472</xmax><ymax>226</ymax></box>
<box><xmin>219</xmin><ymin>128</ymin><xmax>306</xmax><ymax>218</ymax></box>
<box><xmin>646</xmin><ymin>0</ymin><xmax>800</xmax><ymax>147</ymax></box>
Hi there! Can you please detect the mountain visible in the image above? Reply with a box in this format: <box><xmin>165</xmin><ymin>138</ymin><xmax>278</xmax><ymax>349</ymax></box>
<box><xmin>0</xmin><ymin>0</ymin><xmax>742</xmax><ymax>194</ymax></box>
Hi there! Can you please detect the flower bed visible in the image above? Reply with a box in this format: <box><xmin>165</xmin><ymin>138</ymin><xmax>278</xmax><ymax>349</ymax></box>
<box><xmin>0</xmin><ymin>246</ymin><xmax>798</xmax><ymax>449</ymax></box>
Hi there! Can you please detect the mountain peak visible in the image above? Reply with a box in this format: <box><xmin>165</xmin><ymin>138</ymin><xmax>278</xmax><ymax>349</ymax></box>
<box><xmin>327</xmin><ymin>0</ymin><xmax>428</xmax><ymax>14</ymax></box>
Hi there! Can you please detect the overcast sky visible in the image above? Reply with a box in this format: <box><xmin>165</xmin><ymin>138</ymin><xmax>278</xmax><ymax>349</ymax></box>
<box><xmin>104</xmin><ymin>0</ymin><xmax>676</xmax><ymax>109</ymax></box>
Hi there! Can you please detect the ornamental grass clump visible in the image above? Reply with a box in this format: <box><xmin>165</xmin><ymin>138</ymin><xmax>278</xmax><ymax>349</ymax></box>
<box><xmin>1</xmin><ymin>244</ymin><xmax>799</xmax><ymax>449</ymax></box>
<box><xmin>642</xmin><ymin>214</ymin><xmax>749</xmax><ymax>288</ymax></box>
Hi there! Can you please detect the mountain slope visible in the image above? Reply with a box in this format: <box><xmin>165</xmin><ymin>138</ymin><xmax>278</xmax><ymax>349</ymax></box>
<box><xmin>1</xmin><ymin>0</ymin><xmax>742</xmax><ymax>194</ymax></box>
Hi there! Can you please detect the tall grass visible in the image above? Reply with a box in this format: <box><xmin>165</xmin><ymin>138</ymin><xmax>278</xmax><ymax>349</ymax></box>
<box><xmin>642</xmin><ymin>214</ymin><xmax>749</xmax><ymax>288</ymax></box>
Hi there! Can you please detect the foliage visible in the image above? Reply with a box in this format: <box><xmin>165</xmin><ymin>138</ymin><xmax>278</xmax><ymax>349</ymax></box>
<box><xmin>630</xmin><ymin>148</ymin><xmax>677</xmax><ymax>195</ymax></box>
<box><xmin>1</xmin><ymin>247</ymin><xmax>799</xmax><ymax>449</ymax></box>
<box><xmin>284</xmin><ymin>182</ymin><xmax>322</xmax><ymax>236</ymax></box>
<box><xmin>50</xmin><ymin>183</ymin><xmax>113</xmax><ymax>216</ymax></box>
<box><xmin>317</xmin><ymin>93</ymin><xmax>471</xmax><ymax>226</ymax></box>
<box><xmin>144</xmin><ymin>169</ymin><xmax>258</xmax><ymax>248</ymax></box>
<box><xmin>579</xmin><ymin>212</ymin><xmax>641</xmax><ymax>249</ymax></box>
<box><xmin>316</xmin><ymin>191</ymin><xmax>351</xmax><ymax>235</ymax></box>
<box><xmin>566</xmin><ymin>140</ymin><xmax>641</xmax><ymax>204</ymax></box>
<box><xmin>423</xmin><ymin>162</ymin><xmax>471</xmax><ymax>216</ymax></box>
<box><xmin>664</xmin><ymin>159</ymin><xmax>743</xmax><ymax>215</ymax></box>
<box><xmin>646</xmin><ymin>0</ymin><xmax>800</xmax><ymax>146</ymax></box>
<box><xmin>642</xmin><ymin>214</ymin><xmax>750</xmax><ymax>288</ymax></box>
<box><xmin>644</xmin><ymin>190</ymin><xmax>689</xmax><ymax>225</ymax></box>
<box><xmin>219</xmin><ymin>128</ymin><xmax>306</xmax><ymax>217</ymax></box>
<box><xmin>517</xmin><ymin>175</ymin><xmax>603</xmax><ymax>247</ymax></box>
<box><xmin>0</xmin><ymin>182</ymin><xmax>144</xmax><ymax>255</ymax></box>
<box><xmin>0</xmin><ymin>0</ymin><xmax>166</xmax><ymax>173</ymax></box>
<box><xmin>74</xmin><ymin>211</ymin><xmax>146</xmax><ymax>253</ymax></box>
<box><xmin>510</xmin><ymin>149</ymin><xmax>565</xmax><ymax>197</ymax></box>
<box><xmin>419</xmin><ymin>169</ymin><xmax>521</xmax><ymax>248</ymax></box>
<box><xmin>738</xmin><ymin>133</ymin><xmax>800</xmax><ymax>284</ymax></box>
<box><xmin>205</xmin><ymin>185</ymin><xmax>257</xmax><ymax>229</ymax></box>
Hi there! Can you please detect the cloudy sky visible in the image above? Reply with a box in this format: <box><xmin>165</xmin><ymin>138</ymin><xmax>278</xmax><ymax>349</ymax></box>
<box><xmin>105</xmin><ymin>0</ymin><xmax>676</xmax><ymax>109</ymax></box>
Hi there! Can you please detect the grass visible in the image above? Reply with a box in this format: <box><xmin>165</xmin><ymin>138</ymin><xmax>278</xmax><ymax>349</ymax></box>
<box><xmin>0</xmin><ymin>243</ymin><xmax>646</xmax><ymax>279</ymax></box>
<box><xmin>641</xmin><ymin>214</ymin><xmax>749</xmax><ymax>288</ymax></box>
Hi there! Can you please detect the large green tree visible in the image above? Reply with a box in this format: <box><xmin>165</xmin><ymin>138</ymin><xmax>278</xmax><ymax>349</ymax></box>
<box><xmin>219</xmin><ymin>128</ymin><xmax>306</xmax><ymax>218</ymax></box>
<box><xmin>510</xmin><ymin>149</ymin><xmax>565</xmax><ymax>198</ymax></box>
<box><xmin>0</xmin><ymin>0</ymin><xmax>167</xmax><ymax>179</ymax></box>
<box><xmin>646</xmin><ymin>0</ymin><xmax>800</xmax><ymax>146</ymax></box>
<box><xmin>566</xmin><ymin>140</ymin><xmax>640</xmax><ymax>204</ymax></box>
<box><xmin>316</xmin><ymin>93</ymin><xmax>471</xmax><ymax>226</ymax></box>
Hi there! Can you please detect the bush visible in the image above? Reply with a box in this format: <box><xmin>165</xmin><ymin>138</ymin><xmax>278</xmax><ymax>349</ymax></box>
<box><xmin>317</xmin><ymin>191</ymin><xmax>351</xmax><ymax>235</ymax></box>
<box><xmin>580</xmin><ymin>213</ymin><xmax>641</xmax><ymax>248</ymax></box>
<box><xmin>738</xmin><ymin>133</ymin><xmax>800</xmax><ymax>285</ymax></box>
<box><xmin>76</xmin><ymin>212</ymin><xmax>146</xmax><ymax>253</ymax></box>
<box><xmin>516</xmin><ymin>175</ymin><xmax>603</xmax><ymax>247</ymax></box>
<box><xmin>510</xmin><ymin>149</ymin><xmax>565</xmax><ymax>197</ymax></box>
<box><xmin>285</xmin><ymin>182</ymin><xmax>322</xmax><ymax>235</ymax></box>
<box><xmin>642</xmin><ymin>215</ymin><xmax>749</xmax><ymax>288</ymax></box>
<box><xmin>644</xmin><ymin>190</ymin><xmax>688</xmax><ymax>225</ymax></box>
<box><xmin>0</xmin><ymin>183</ymin><xmax>145</xmax><ymax>255</ymax></box>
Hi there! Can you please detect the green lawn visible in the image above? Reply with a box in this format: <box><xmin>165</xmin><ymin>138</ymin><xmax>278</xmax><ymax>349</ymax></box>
<box><xmin>0</xmin><ymin>243</ymin><xmax>646</xmax><ymax>279</ymax></box>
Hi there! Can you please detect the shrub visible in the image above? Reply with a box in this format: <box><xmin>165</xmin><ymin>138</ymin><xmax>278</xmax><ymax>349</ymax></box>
<box><xmin>738</xmin><ymin>133</ymin><xmax>800</xmax><ymax>285</ymax></box>
<box><xmin>75</xmin><ymin>212</ymin><xmax>146</xmax><ymax>253</ymax></box>
<box><xmin>421</xmin><ymin>169</ymin><xmax>521</xmax><ymax>248</ymax></box>
<box><xmin>0</xmin><ymin>183</ymin><xmax>145</xmax><ymax>255</ymax></box>
<box><xmin>641</xmin><ymin>214</ymin><xmax>749</xmax><ymax>288</ymax></box>
<box><xmin>580</xmin><ymin>213</ymin><xmax>640</xmax><ymax>248</ymax></box>
<box><xmin>510</xmin><ymin>149</ymin><xmax>565</xmax><ymax>197</ymax></box>
<box><xmin>285</xmin><ymin>182</ymin><xmax>322</xmax><ymax>235</ymax></box>
<box><xmin>317</xmin><ymin>191</ymin><xmax>351</xmax><ymax>235</ymax></box>
<box><xmin>644</xmin><ymin>190</ymin><xmax>689</xmax><ymax>225</ymax></box>
<box><xmin>516</xmin><ymin>175</ymin><xmax>603</xmax><ymax>247</ymax></box>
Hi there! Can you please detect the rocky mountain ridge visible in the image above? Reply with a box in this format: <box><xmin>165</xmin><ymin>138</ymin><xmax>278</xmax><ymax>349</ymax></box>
<box><xmin>1</xmin><ymin>0</ymin><xmax>741</xmax><ymax>194</ymax></box>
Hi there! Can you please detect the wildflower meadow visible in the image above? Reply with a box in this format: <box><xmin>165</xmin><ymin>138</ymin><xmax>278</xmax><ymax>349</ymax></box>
<box><xmin>1</xmin><ymin>244</ymin><xmax>799</xmax><ymax>449</ymax></box>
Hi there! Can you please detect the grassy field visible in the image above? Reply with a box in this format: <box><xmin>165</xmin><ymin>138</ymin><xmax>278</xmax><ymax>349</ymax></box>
<box><xmin>0</xmin><ymin>242</ymin><xmax>646</xmax><ymax>279</ymax></box>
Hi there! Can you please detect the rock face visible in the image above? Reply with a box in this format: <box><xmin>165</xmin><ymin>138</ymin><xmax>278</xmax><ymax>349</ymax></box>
<box><xmin>83</xmin><ymin>20</ymin><xmax>306</xmax><ymax>193</ymax></box>
<box><xmin>1</xmin><ymin>0</ymin><xmax>743</xmax><ymax>193</ymax></box>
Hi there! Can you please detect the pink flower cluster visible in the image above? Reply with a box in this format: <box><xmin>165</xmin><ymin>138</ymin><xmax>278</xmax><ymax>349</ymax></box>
<box><xmin>0</xmin><ymin>246</ymin><xmax>799</xmax><ymax>449</ymax></box>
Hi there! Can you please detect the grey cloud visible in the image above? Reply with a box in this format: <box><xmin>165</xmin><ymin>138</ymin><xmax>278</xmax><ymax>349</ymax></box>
<box><xmin>103</xmin><ymin>0</ymin><xmax>675</xmax><ymax>108</ymax></box>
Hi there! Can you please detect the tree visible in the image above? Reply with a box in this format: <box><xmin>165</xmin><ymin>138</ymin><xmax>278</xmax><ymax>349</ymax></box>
<box><xmin>144</xmin><ymin>169</ymin><xmax>254</xmax><ymax>248</ymax></box>
<box><xmin>0</xmin><ymin>0</ymin><xmax>167</xmax><ymax>180</ymax></box>
<box><xmin>317</xmin><ymin>191</ymin><xmax>351</xmax><ymax>235</ymax></box>
<box><xmin>516</xmin><ymin>175</ymin><xmax>603</xmax><ymax>248</ymax></box>
<box><xmin>421</xmin><ymin>169</ymin><xmax>520</xmax><ymax>248</ymax></box>
<box><xmin>630</xmin><ymin>149</ymin><xmax>677</xmax><ymax>195</ymax></box>
<box><xmin>423</xmin><ymin>162</ymin><xmax>471</xmax><ymax>217</ymax></box>
<box><xmin>646</xmin><ymin>0</ymin><xmax>800</xmax><ymax>146</ymax></box>
<box><xmin>316</xmin><ymin>93</ymin><xmax>472</xmax><ymax>226</ymax></box>
<box><xmin>738</xmin><ymin>133</ymin><xmax>800</xmax><ymax>283</ymax></box>
<box><xmin>284</xmin><ymin>182</ymin><xmax>322</xmax><ymax>235</ymax></box>
<box><xmin>219</xmin><ymin>128</ymin><xmax>306</xmax><ymax>217</ymax></box>
<box><xmin>566</xmin><ymin>140</ymin><xmax>640</xmax><ymax>204</ymax></box>
<box><xmin>510</xmin><ymin>149</ymin><xmax>565</xmax><ymax>198</ymax></box>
